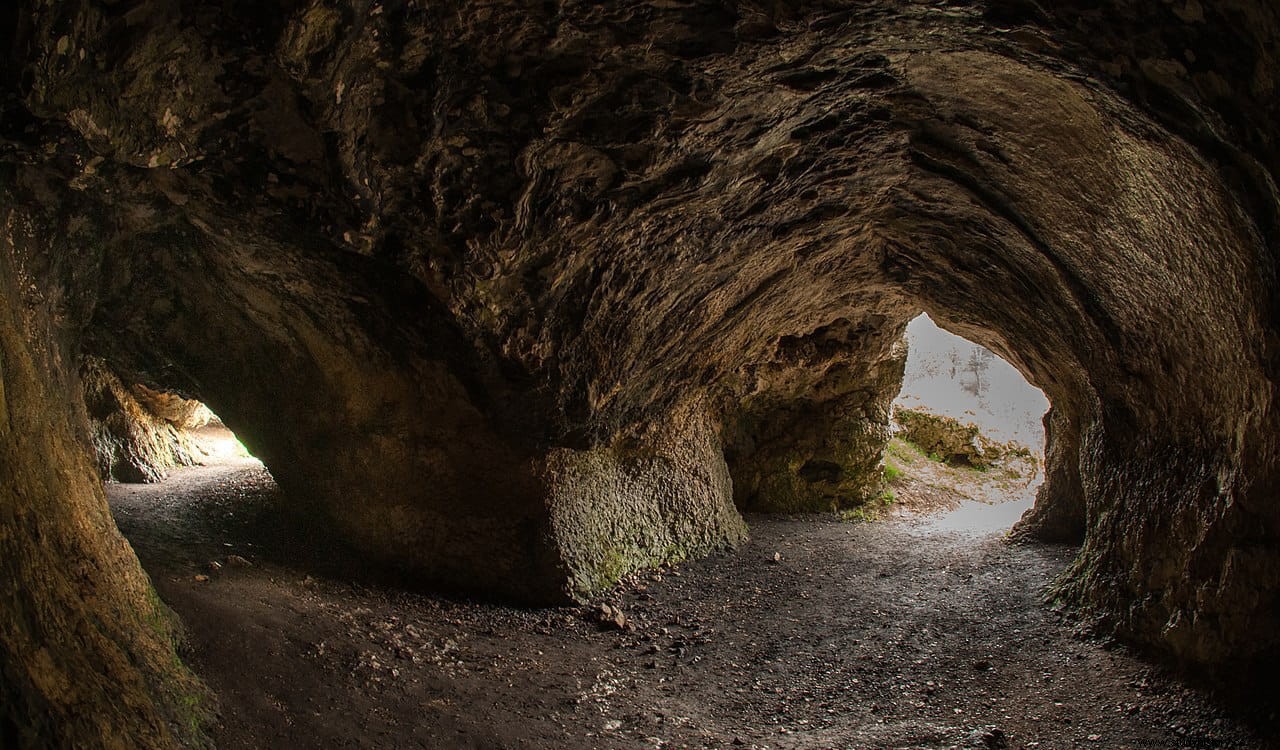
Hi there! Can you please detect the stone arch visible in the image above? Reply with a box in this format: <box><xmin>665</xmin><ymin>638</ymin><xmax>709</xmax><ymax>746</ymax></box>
<box><xmin>3</xmin><ymin>2</ymin><xmax>1280</xmax><ymax>746</ymax></box>
<box><xmin>876</xmin><ymin>50</ymin><xmax>1276</xmax><ymax>674</ymax></box>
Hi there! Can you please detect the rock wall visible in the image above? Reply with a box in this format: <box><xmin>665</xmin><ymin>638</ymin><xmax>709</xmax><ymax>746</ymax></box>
<box><xmin>546</xmin><ymin>402</ymin><xmax>748</xmax><ymax>596</ymax></box>
<box><xmin>81</xmin><ymin>356</ymin><xmax>206</xmax><ymax>483</ymax></box>
<box><xmin>724</xmin><ymin>322</ymin><xmax>908</xmax><ymax>512</ymax></box>
<box><xmin>0</xmin><ymin>181</ymin><xmax>210</xmax><ymax>748</ymax></box>
<box><xmin>887</xmin><ymin>47</ymin><xmax>1279</xmax><ymax>679</ymax></box>
<box><xmin>1013</xmin><ymin>407</ymin><xmax>1086</xmax><ymax>543</ymax></box>
<box><xmin>3</xmin><ymin>1</ymin><xmax>1280</xmax><ymax>741</ymax></box>
<box><xmin>130</xmin><ymin>385</ymin><xmax>213</xmax><ymax>431</ymax></box>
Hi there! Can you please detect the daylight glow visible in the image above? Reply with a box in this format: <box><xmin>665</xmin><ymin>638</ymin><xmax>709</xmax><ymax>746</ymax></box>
<box><xmin>894</xmin><ymin>313</ymin><xmax>1050</xmax><ymax>453</ymax></box>
<box><xmin>200</xmin><ymin>429</ymin><xmax>256</xmax><ymax>461</ymax></box>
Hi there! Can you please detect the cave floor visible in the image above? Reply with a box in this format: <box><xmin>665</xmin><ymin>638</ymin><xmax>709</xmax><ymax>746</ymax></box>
<box><xmin>108</xmin><ymin>460</ymin><xmax>1270</xmax><ymax>750</ymax></box>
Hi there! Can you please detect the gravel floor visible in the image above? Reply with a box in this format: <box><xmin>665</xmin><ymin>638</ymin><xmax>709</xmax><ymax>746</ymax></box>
<box><xmin>108</xmin><ymin>456</ymin><xmax>1275</xmax><ymax>749</ymax></box>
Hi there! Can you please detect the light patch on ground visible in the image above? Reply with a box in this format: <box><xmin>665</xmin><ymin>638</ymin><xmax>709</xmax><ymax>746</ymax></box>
<box><xmin>883</xmin><ymin>437</ymin><xmax>1041</xmax><ymax>535</ymax></box>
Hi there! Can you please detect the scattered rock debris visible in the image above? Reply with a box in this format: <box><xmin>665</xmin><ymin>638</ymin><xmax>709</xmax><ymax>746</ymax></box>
<box><xmin>594</xmin><ymin>603</ymin><xmax>632</xmax><ymax>631</ymax></box>
<box><xmin>108</xmin><ymin>460</ymin><xmax>1274</xmax><ymax>749</ymax></box>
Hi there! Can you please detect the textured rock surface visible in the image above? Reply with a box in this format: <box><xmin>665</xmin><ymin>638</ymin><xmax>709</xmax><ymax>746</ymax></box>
<box><xmin>725</xmin><ymin>328</ymin><xmax>907</xmax><ymax>512</ymax></box>
<box><xmin>130</xmin><ymin>385</ymin><xmax>213</xmax><ymax>431</ymax></box>
<box><xmin>2</xmin><ymin>0</ymin><xmax>1280</xmax><ymax>744</ymax></box>
<box><xmin>547</xmin><ymin>402</ymin><xmax>748</xmax><ymax>595</ymax></box>
<box><xmin>1012</xmin><ymin>407</ymin><xmax>1086</xmax><ymax>543</ymax></box>
<box><xmin>0</xmin><ymin>185</ymin><xmax>210</xmax><ymax>748</ymax></box>
<box><xmin>893</xmin><ymin>405</ymin><xmax>1024</xmax><ymax>470</ymax></box>
<box><xmin>82</xmin><ymin>356</ymin><xmax>205</xmax><ymax>483</ymax></box>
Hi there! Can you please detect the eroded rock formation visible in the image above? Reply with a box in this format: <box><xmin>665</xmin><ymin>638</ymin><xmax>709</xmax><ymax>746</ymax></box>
<box><xmin>724</xmin><ymin>321</ymin><xmax>907</xmax><ymax>512</ymax></box>
<box><xmin>893</xmin><ymin>405</ymin><xmax>1028</xmax><ymax>470</ymax></box>
<box><xmin>82</xmin><ymin>356</ymin><xmax>208</xmax><ymax>483</ymax></box>
<box><xmin>2</xmin><ymin>0</ymin><xmax>1279</xmax><ymax>745</ymax></box>
<box><xmin>0</xmin><ymin>197</ymin><xmax>211</xmax><ymax>748</ymax></box>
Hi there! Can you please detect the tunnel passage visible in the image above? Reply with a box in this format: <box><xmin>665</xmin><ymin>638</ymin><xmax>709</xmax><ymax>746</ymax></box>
<box><xmin>79</xmin><ymin>355</ymin><xmax>258</xmax><ymax>484</ymax></box>
<box><xmin>3</xmin><ymin>0</ymin><xmax>1280</xmax><ymax>746</ymax></box>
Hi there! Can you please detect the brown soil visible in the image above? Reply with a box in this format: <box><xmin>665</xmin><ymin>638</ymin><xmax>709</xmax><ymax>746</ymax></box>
<box><xmin>107</xmin><ymin>445</ymin><xmax>1274</xmax><ymax>750</ymax></box>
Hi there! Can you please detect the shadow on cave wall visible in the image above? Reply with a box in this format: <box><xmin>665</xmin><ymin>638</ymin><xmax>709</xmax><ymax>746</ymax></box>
<box><xmin>2</xmin><ymin>1</ymin><xmax>1280</xmax><ymax>747</ymax></box>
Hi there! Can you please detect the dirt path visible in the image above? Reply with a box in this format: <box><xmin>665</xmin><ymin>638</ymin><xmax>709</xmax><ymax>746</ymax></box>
<box><xmin>108</xmin><ymin>458</ymin><xmax>1273</xmax><ymax>750</ymax></box>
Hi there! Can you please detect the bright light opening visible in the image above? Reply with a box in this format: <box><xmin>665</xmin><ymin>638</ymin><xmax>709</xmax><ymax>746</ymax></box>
<box><xmin>889</xmin><ymin>313</ymin><xmax>1050</xmax><ymax>533</ymax></box>
<box><xmin>895</xmin><ymin>313</ymin><xmax>1049</xmax><ymax>450</ymax></box>
<box><xmin>192</xmin><ymin>420</ymin><xmax>258</xmax><ymax>462</ymax></box>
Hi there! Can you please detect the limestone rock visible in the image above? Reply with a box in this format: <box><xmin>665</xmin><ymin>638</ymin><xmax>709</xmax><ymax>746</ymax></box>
<box><xmin>725</xmin><ymin>323</ymin><xmax>908</xmax><ymax>513</ymax></box>
<box><xmin>130</xmin><ymin>384</ymin><xmax>214</xmax><ymax>430</ymax></box>
<box><xmin>81</xmin><ymin>356</ymin><xmax>206</xmax><ymax>483</ymax></box>
<box><xmin>0</xmin><ymin>202</ymin><xmax>212</xmax><ymax>749</ymax></box>
<box><xmin>892</xmin><ymin>406</ymin><xmax>1023</xmax><ymax>470</ymax></box>
<box><xmin>2</xmin><ymin>2</ymin><xmax>1280</xmax><ymax>744</ymax></box>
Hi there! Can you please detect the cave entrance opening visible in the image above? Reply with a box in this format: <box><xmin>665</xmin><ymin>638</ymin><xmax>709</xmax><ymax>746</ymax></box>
<box><xmin>92</xmin><ymin>375</ymin><xmax>282</xmax><ymax>579</ymax></box>
<box><xmin>82</xmin><ymin>356</ymin><xmax>262</xmax><ymax>485</ymax></box>
<box><xmin>884</xmin><ymin>312</ymin><xmax>1050</xmax><ymax>533</ymax></box>
<box><xmin>82</xmin><ymin>356</ymin><xmax>286</xmax><ymax>573</ymax></box>
<box><xmin>189</xmin><ymin>415</ymin><xmax>257</xmax><ymax>464</ymax></box>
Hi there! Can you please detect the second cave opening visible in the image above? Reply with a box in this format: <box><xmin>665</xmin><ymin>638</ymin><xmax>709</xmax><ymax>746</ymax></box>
<box><xmin>883</xmin><ymin>312</ymin><xmax>1050</xmax><ymax>535</ymax></box>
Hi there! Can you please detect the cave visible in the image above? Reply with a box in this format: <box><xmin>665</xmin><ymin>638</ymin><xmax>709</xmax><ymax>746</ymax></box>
<box><xmin>3</xmin><ymin>0</ymin><xmax>1279</xmax><ymax>747</ymax></box>
<box><xmin>885</xmin><ymin>312</ymin><xmax>1050</xmax><ymax>532</ymax></box>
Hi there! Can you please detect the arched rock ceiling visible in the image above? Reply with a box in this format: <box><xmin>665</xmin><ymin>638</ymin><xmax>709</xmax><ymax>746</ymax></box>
<box><xmin>2</xmin><ymin>3</ymin><xmax>1279</xmax><ymax>744</ymax></box>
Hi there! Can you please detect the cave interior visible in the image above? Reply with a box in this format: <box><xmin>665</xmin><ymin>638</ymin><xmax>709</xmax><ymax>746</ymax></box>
<box><xmin>2</xmin><ymin>0</ymin><xmax>1279</xmax><ymax>747</ymax></box>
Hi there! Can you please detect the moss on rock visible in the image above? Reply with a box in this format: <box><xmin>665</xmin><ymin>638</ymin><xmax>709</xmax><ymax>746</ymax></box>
<box><xmin>546</xmin><ymin>403</ymin><xmax>748</xmax><ymax>598</ymax></box>
<box><xmin>893</xmin><ymin>406</ymin><xmax>1025</xmax><ymax>470</ymax></box>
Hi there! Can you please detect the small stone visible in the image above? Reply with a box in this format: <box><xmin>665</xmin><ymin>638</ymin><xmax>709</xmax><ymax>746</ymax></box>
<box><xmin>193</xmin><ymin>574</ymin><xmax>209</xmax><ymax>582</ymax></box>
<box><xmin>595</xmin><ymin>603</ymin><xmax>628</xmax><ymax>630</ymax></box>
<box><xmin>207</xmin><ymin>560</ymin><xmax>222</xmax><ymax>572</ymax></box>
<box><xmin>226</xmin><ymin>554</ymin><xmax>252</xmax><ymax>567</ymax></box>
<box><xmin>973</xmin><ymin>727</ymin><xmax>1008</xmax><ymax>749</ymax></box>
<box><xmin>771</xmin><ymin>552</ymin><xmax>782</xmax><ymax>563</ymax></box>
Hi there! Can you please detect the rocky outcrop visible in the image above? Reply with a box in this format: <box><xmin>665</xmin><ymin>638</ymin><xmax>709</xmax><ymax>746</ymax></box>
<box><xmin>1012</xmin><ymin>407</ymin><xmax>1086</xmax><ymax>543</ymax></box>
<box><xmin>130</xmin><ymin>385</ymin><xmax>213</xmax><ymax>431</ymax></box>
<box><xmin>3</xmin><ymin>0</ymin><xmax>1280</xmax><ymax>743</ymax></box>
<box><xmin>725</xmin><ymin>326</ymin><xmax>907</xmax><ymax>512</ymax></box>
<box><xmin>81</xmin><ymin>356</ymin><xmax>206</xmax><ymax>483</ymax></box>
<box><xmin>548</xmin><ymin>402</ymin><xmax>748</xmax><ymax>595</ymax></box>
<box><xmin>893</xmin><ymin>406</ymin><xmax>1027</xmax><ymax>470</ymax></box>
<box><xmin>0</xmin><ymin>188</ymin><xmax>211</xmax><ymax>749</ymax></box>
